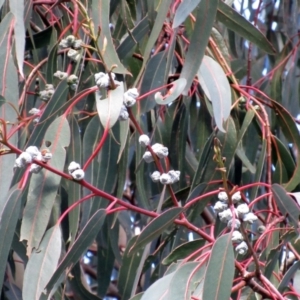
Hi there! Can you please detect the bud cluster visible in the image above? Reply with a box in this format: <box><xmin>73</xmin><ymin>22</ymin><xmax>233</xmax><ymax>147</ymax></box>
<box><xmin>68</xmin><ymin>161</ymin><xmax>85</xmax><ymax>180</ymax></box>
<box><xmin>39</xmin><ymin>84</ymin><xmax>55</xmax><ymax>102</ymax></box>
<box><xmin>59</xmin><ymin>35</ymin><xmax>83</xmax><ymax>49</ymax></box>
<box><xmin>14</xmin><ymin>146</ymin><xmax>52</xmax><ymax>174</ymax></box>
<box><xmin>214</xmin><ymin>190</ymin><xmax>258</xmax><ymax>255</ymax></box>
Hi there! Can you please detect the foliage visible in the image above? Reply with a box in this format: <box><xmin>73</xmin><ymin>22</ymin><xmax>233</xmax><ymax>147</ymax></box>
<box><xmin>1</xmin><ymin>0</ymin><xmax>300</xmax><ymax>299</ymax></box>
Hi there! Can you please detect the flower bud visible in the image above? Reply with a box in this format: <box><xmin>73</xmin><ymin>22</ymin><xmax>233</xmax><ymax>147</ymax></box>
<box><xmin>29</xmin><ymin>108</ymin><xmax>40</xmax><ymax>115</ymax></box>
<box><xmin>33</xmin><ymin>118</ymin><xmax>40</xmax><ymax>125</ymax></box>
<box><xmin>139</xmin><ymin>134</ymin><xmax>150</xmax><ymax>147</ymax></box>
<box><xmin>73</xmin><ymin>39</ymin><xmax>83</xmax><ymax>49</ymax></box>
<box><xmin>68</xmin><ymin>161</ymin><xmax>81</xmax><ymax>174</ymax></box>
<box><xmin>168</xmin><ymin>170</ymin><xmax>180</xmax><ymax>183</ymax></box>
<box><xmin>218</xmin><ymin>191</ymin><xmax>228</xmax><ymax>202</ymax></box>
<box><xmin>54</xmin><ymin>70</ymin><xmax>68</xmax><ymax>80</ymax></box>
<box><xmin>67</xmin><ymin>74</ymin><xmax>78</xmax><ymax>84</ymax></box>
<box><xmin>236</xmin><ymin>203</ymin><xmax>250</xmax><ymax>218</ymax></box>
<box><xmin>123</xmin><ymin>88</ymin><xmax>139</xmax><ymax>107</ymax></box>
<box><xmin>66</xmin><ymin>35</ymin><xmax>75</xmax><ymax>44</ymax></box>
<box><xmin>227</xmin><ymin>219</ymin><xmax>241</xmax><ymax>230</ymax></box>
<box><xmin>59</xmin><ymin>39</ymin><xmax>68</xmax><ymax>48</ymax></box>
<box><xmin>242</xmin><ymin>212</ymin><xmax>258</xmax><ymax>224</ymax></box>
<box><xmin>71</xmin><ymin>169</ymin><xmax>85</xmax><ymax>180</ymax></box>
<box><xmin>25</xmin><ymin>146</ymin><xmax>40</xmax><ymax>159</ymax></box>
<box><xmin>218</xmin><ymin>209</ymin><xmax>232</xmax><ymax>223</ymax></box>
<box><xmin>30</xmin><ymin>163</ymin><xmax>42</xmax><ymax>174</ymax></box>
<box><xmin>213</xmin><ymin>201</ymin><xmax>228</xmax><ymax>213</ymax></box>
<box><xmin>232</xmin><ymin>191</ymin><xmax>241</xmax><ymax>203</ymax></box>
<box><xmin>152</xmin><ymin>143</ymin><xmax>168</xmax><ymax>158</ymax></box>
<box><xmin>231</xmin><ymin>230</ymin><xmax>243</xmax><ymax>243</ymax></box>
<box><xmin>67</xmin><ymin>49</ymin><xmax>81</xmax><ymax>62</ymax></box>
<box><xmin>159</xmin><ymin>173</ymin><xmax>172</xmax><ymax>185</ymax></box>
<box><xmin>257</xmin><ymin>225</ymin><xmax>265</xmax><ymax>234</ymax></box>
<box><xmin>235</xmin><ymin>241</ymin><xmax>248</xmax><ymax>255</ymax></box>
<box><xmin>150</xmin><ymin>171</ymin><xmax>161</xmax><ymax>182</ymax></box>
<box><xmin>142</xmin><ymin>151</ymin><xmax>154</xmax><ymax>163</ymax></box>
<box><xmin>118</xmin><ymin>105</ymin><xmax>129</xmax><ymax>121</ymax></box>
<box><xmin>41</xmin><ymin>149</ymin><xmax>52</xmax><ymax>162</ymax></box>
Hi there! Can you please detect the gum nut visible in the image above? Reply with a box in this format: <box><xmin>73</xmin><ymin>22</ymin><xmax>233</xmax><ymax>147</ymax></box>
<box><xmin>25</xmin><ymin>146</ymin><xmax>40</xmax><ymax>158</ymax></box>
<box><xmin>218</xmin><ymin>191</ymin><xmax>228</xmax><ymax>202</ymax></box>
<box><xmin>159</xmin><ymin>173</ymin><xmax>172</xmax><ymax>185</ymax></box>
<box><xmin>218</xmin><ymin>209</ymin><xmax>232</xmax><ymax>223</ymax></box>
<box><xmin>20</xmin><ymin>152</ymin><xmax>33</xmax><ymax>164</ymax></box>
<box><xmin>126</xmin><ymin>88</ymin><xmax>139</xmax><ymax>98</ymax></box>
<box><xmin>232</xmin><ymin>191</ymin><xmax>241</xmax><ymax>203</ymax></box>
<box><xmin>231</xmin><ymin>230</ymin><xmax>243</xmax><ymax>243</ymax></box>
<box><xmin>168</xmin><ymin>170</ymin><xmax>180</xmax><ymax>183</ymax></box>
<box><xmin>242</xmin><ymin>212</ymin><xmax>258</xmax><ymax>224</ymax></box>
<box><xmin>71</xmin><ymin>169</ymin><xmax>85</xmax><ymax>180</ymax></box>
<box><xmin>68</xmin><ymin>161</ymin><xmax>81</xmax><ymax>174</ymax></box>
<box><xmin>139</xmin><ymin>134</ymin><xmax>150</xmax><ymax>147</ymax></box>
<box><xmin>30</xmin><ymin>163</ymin><xmax>42</xmax><ymax>174</ymax></box>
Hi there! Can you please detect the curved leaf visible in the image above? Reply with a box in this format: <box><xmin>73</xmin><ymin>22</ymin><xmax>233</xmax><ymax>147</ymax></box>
<box><xmin>96</xmin><ymin>81</ymin><xmax>124</xmax><ymax>129</ymax></box>
<box><xmin>129</xmin><ymin>208</ymin><xmax>184</xmax><ymax>255</ymax></box>
<box><xmin>22</xmin><ymin>226</ymin><xmax>62</xmax><ymax>300</ymax></box>
<box><xmin>202</xmin><ymin>233</ymin><xmax>234</xmax><ymax>300</ymax></box>
<box><xmin>20</xmin><ymin>116</ymin><xmax>70</xmax><ymax>256</ymax></box>
<box><xmin>44</xmin><ymin>209</ymin><xmax>106</xmax><ymax>294</ymax></box>
<box><xmin>272</xmin><ymin>184</ymin><xmax>300</xmax><ymax>229</ymax></box>
<box><xmin>154</xmin><ymin>78</ymin><xmax>187</xmax><ymax>105</ymax></box>
<box><xmin>217</xmin><ymin>1</ymin><xmax>275</xmax><ymax>54</ymax></box>
<box><xmin>180</xmin><ymin>0</ymin><xmax>218</xmax><ymax>95</ymax></box>
<box><xmin>172</xmin><ymin>0</ymin><xmax>202</xmax><ymax>29</ymax></box>
<box><xmin>197</xmin><ymin>55</ymin><xmax>231</xmax><ymax>132</ymax></box>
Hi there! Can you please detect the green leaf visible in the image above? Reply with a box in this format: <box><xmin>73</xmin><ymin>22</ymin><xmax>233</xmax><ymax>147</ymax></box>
<box><xmin>96</xmin><ymin>81</ymin><xmax>124</xmax><ymax>128</ymax></box>
<box><xmin>129</xmin><ymin>208</ymin><xmax>184</xmax><ymax>255</ymax></box>
<box><xmin>0</xmin><ymin>188</ymin><xmax>22</xmax><ymax>293</ymax></box>
<box><xmin>197</xmin><ymin>55</ymin><xmax>231</xmax><ymax>132</ymax></box>
<box><xmin>141</xmin><ymin>272</ymin><xmax>175</xmax><ymax>300</ymax></box>
<box><xmin>272</xmin><ymin>184</ymin><xmax>300</xmax><ymax>229</ymax></box>
<box><xmin>22</xmin><ymin>226</ymin><xmax>62</xmax><ymax>300</ymax></box>
<box><xmin>217</xmin><ymin>1</ymin><xmax>275</xmax><ymax>54</ymax></box>
<box><xmin>172</xmin><ymin>0</ymin><xmax>202</xmax><ymax>28</ymax></box>
<box><xmin>163</xmin><ymin>239</ymin><xmax>205</xmax><ymax>265</ymax></box>
<box><xmin>9</xmin><ymin>0</ymin><xmax>25</xmax><ymax>77</ymax></box>
<box><xmin>129</xmin><ymin>293</ymin><xmax>144</xmax><ymax>300</ymax></box>
<box><xmin>140</xmin><ymin>51</ymin><xmax>167</xmax><ymax>113</ymax></box>
<box><xmin>180</xmin><ymin>0</ymin><xmax>218</xmax><ymax>95</ymax></box>
<box><xmin>91</xmin><ymin>0</ymin><xmax>128</xmax><ymax>74</ymax></box>
<box><xmin>278</xmin><ymin>261</ymin><xmax>300</xmax><ymax>292</ymax></box>
<box><xmin>155</xmin><ymin>78</ymin><xmax>187</xmax><ymax>105</ymax></box>
<box><xmin>118</xmin><ymin>236</ymin><xmax>146</xmax><ymax>300</ymax></box>
<box><xmin>45</xmin><ymin>37</ymin><xmax>58</xmax><ymax>83</ymax></box>
<box><xmin>202</xmin><ymin>233</ymin><xmax>234</xmax><ymax>300</ymax></box>
<box><xmin>44</xmin><ymin>209</ymin><xmax>106</xmax><ymax>294</ymax></box>
<box><xmin>20</xmin><ymin>116</ymin><xmax>70</xmax><ymax>256</ymax></box>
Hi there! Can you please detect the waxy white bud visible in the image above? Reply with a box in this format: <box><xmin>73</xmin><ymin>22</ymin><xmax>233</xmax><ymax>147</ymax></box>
<box><xmin>73</xmin><ymin>39</ymin><xmax>83</xmax><ymax>49</ymax></box>
<box><xmin>235</xmin><ymin>241</ymin><xmax>248</xmax><ymax>255</ymax></box>
<box><xmin>139</xmin><ymin>135</ymin><xmax>150</xmax><ymax>147</ymax></box>
<box><xmin>29</xmin><ymin>108</ymin><xmax>40</xmax><ymax>115</ymax></box>
<box><xmin>67</xmin><ymin>74</ymin><xmax>78</xmax><ymax>84</ymax></box>
<box><xmin>123</xmin><ymin>88</ymin><xmax>139</xmax><ymax>107</ymax></box>
<box><xmin>218</xmin><ymin>209</ymin><xmax>233</xmax><ymax>223</ymax></box>
<box><xmin>232</xmin><ymin>231</ymin><xmax>243</xmax><ymax>243</ymax></box>
<box><xmin>150</xmin><ymin>171</ymin><xmax>161</xmax><ymax>182</ymax></box>
<box><xmin>152</xmin><ymin>143</ymin><xmax>168</xmax><ymax>158</ymax></box>
<box><xmin>236</xmin><ymin>203</ymin><xmax>250</xmax><ymax>218</ymax></box>
<box><xmin>159</xmin><ymin>173</ymin><xmax>172</xmax><ymax>185</ymax></box>
<box><xmin>142</xmin><ymin>151</ymin><xmax>154</xmax><ymax>163</ymax></box>
<box><xmin>54</xmin><ymin>70</ymin><xmax>68</xmax><ymax>80</ymax></box>
<box><xmin>67</xmin><ymin>49</ymin><xmax>81</xmax><ymax>62</ymax></box>
<box><xmin>232</xmin><ymin>191</ymin><xmax>242</xmax><ymax>203</ymax></box>
<box><xmin>30</xmin><ymin>163</ymin><xmax>42</xmax><ymax>174</ymax></box>
<box><xmin>25</xmin><ymin>146</ymin><xmax>40</xmax><ymax>159</ymax></box>
<box><xmin>168</xmin><ymin>170</ymin><xmax>180</xmax><ymax>183</ymax></box>
<box><xmin>227</xmin><ymin>219</ymin><xmax>241</xmax><ymax>230</ymax></box>
<box><xmin>213</xmin><ymin>201</ymin><xmax>228</xmax><ymax>213</ymax></box>
<box><xmin>68</xmin><ymin>161</ymin><xmax>81</xmax><ymax>174</ymax></box>
<box><xmin>118</xmin><ymin>105</ymin><xmax>129</xmax><ymax>120</ymax></box>
<box><xmin>71</xmin><ymin>169</ymin><xmax>85</xmax><ymax>180</ymax></box>
<box><xmin>218</xmin><ymin>191</ymin><xmax>228</xmax><ymax>202</ymax></box>
<box><xmin>242</xmin><ymin>212</ymin><xmax>258</xmax><ymax>224</ymax></box>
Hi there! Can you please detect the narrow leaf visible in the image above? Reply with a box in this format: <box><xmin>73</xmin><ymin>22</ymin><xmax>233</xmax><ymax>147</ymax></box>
<box><xmin>172</xmin><ymin>0</ymin><xmax>202</xmax><ymax>28</ymax></box>
<box><xmin>197</xmin><ymin>55</ymin><xmax>231</xmax><ymax>132</ymax></box>
<box><xmin>44</xmin><ymin>209</ymin><xmax>106</xmax><ymax>294</ymax></box>
<box><xmin>96</xmin><ymin>81</ymin><xmax>124</xmax><ymax>128</ymax></box>
<box><xmin>180</xmin><ymin>0</ymin><xmax>218</xmax><ymax>95</ymax></box>
<box><xmin>129</xmin><ymin>208</ymin><xmax>184</xmax><ymax>255</ymax></box>
<box><xmin>272</xmin><ymin>184</ymin><xmax>300</xmax><ymax>229</ymax></box>
<box><xmin>202</xmin><ymin>233</ymin><xmax>234</xmax><ymax>300</ymax></box>
<box><xmin>217</xmin><ymin>1</ymin><xmax>275</xmax><ymax>54</ymax></box>
<box><xmin>22</xmin><ymin>226</ymin><xmax>62</xmax><ymax>300</ymax></box>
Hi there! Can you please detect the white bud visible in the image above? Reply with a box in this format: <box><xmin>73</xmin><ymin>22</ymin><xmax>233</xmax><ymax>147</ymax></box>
<box><xmin>235</xmin><ymin>241</ymin><xmax>248</xmax><ymax>255</ymax></box>
<box><xmin>231</xmin><ymin>230</ymin><xmax>243</xmax><ymax>243</ymax></box>
<box><xmin>227</xmin><ymin>219</ymin><xmax>241</xmax><ymax>230</ymax></box>
<box><xmin>71</xmin><ymin>169</ymin><xmax>85</xmax><ymax>180</ymax></box>
<box><xmin>68</xmin><ymin>161</ymin><xmax>81</xmax><ymax>174</ymax></box>
<box><xmin>142</xmin><ymin>151</ymin><xmax>154</xmax><ymax>163</ymax></box>
<box><xmin>41</xmin><ymin>151</ymin><xmax>52</xmax><ymax>162</ymax></box>
<box><xmin>150</xmin><ymin>171</ymin><xmax>161</xmax><ymax>182</ymax></box>
<box><xmin>152</xmin><ymin>143</ymin><xmax>168</xmax><ymax>158</ymax></box>
<box><xmin>168</xmin><ymin>170</ymin><xmax>180</xmax><ymax>183</ymax></box>
<box><xmin>19</xmin><ymin>152</ymin><xmax>33</xmax><ymax>164</ymax></box>
<box><xmin>94</xmin><ymin>72</ymin><xmax>106</xmax><ymax>82</ymax></box>
<box><xmin>66</xmin><ymin>35</ymin><xmax>75</xmax><ymax>44</ymax></box>
<box><xmin>30</xmin><ymin>163</ymin><xmax>42</xmax><ymax>174</ymax></box>
<box><xmin>218</xmin><ymin>209</ymin><xmax>232</xmax><ymax>223</ymax></box>
<box><xmin>67</xmin><ymin>74</ymin><xmax>78</xmax><ymax>84</ymax></box>
<box><xmin>45</xmin><ymin>84</ymin><xmax>54</xmax><ymax>91</ymax></box>
<box><xmin>29</xmin><ymin>108</ymin><xmax>40</xmax><ymax>115</ymax></box>
<box><xmin>59</xmin><ymin>39</ymin><xmax>68</xmax><ymax>48</ymax></box>
<box><xmin>126</xmin><ymin>88</ymin><xmax>139</xmax><ymax>99</ymax></box>
<box><xmin>236</xmin><ymin>203</ymin><xmax>250</xmax><ymax>218</ymax></box>
<box><xmin>242</xmin><ymin>212</ymin><xmax>258</xmax><ymax>224</ymax></box>
<box><xmin>33</xmin><ymin>118</ymin><xmax>40</xmax><ymax>125</ymax></box>
<box><xmin>14</xmin><ymin>157</ymin><xmax>25</xmax><ymax>169</ymax></box>
<box><xmin>54</xmin><ymin>70</ymin><xmax>68</xmax><ymax>80</ymax></box>
<box><xmin>69</xmin><ymin>83</ymin><xmax>77</xmax><ymax>91</ymax></box>
<box><xmin>232</xmin><ymin>191</ymin><xmax>241</xmax><ymax>203</ymax></box>
<box><xmin>257</xmin><ymin>225</ymin><xmax>265</xmax><ymax>234</ymax></box>
<box><xmin>159</xmin><ymin>173</ymin><xmax>172</xmax><ymax>185</ymax></box>
<box><xmin>95</xmin><ymin>72</ymin><xmax>110</xmax><ymax>88</ymax></box>
<box><xmin>118</xmin><ymin>105</ymin><xmax>129</xmax><ymax>121</ymax></box>
<box><xmin>25</xmin><ymin>146</ymin><xmax>40</xmax><ymax>159</ymax></box>
<box><xmin>67</xmin><ymin>49</ymin><xmax>81</xmax><ymax>62</ymax></box>
<box><xmin>73</xmin><ymin>39</ymin><xmax>83</xmax><ymax>49</ymax></box>
<box><xmin>218</xmin><ymin>191</ymin><xmax>228</xmax><ymax>202</ymax></box>
<box><xmin>123</xmin><ymin>88</ymin><xmax>139</xmax><ymax>107</ymax></box>
<box><xmin>39</xmin><ymin>90</ymin><xmax>51</xmax><ymax>101</ymax></box>
<box><xmin>213</xmin><ymin>201</ymin><xmax>228</xmax><ymax>213</ymax></box>
<box><xmin>139</xmin><ymin>134</ymin><xmax>150</xmax><ymax>147</ymax></box>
